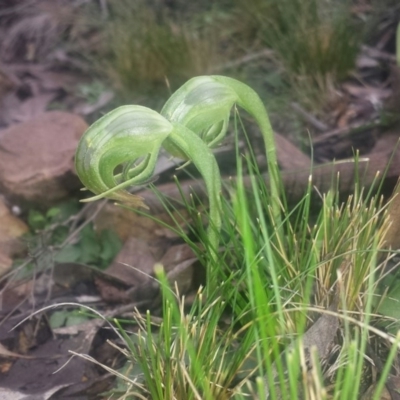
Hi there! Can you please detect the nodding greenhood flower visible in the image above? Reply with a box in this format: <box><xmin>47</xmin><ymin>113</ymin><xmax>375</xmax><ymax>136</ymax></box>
<box><xmin>75</xmin><ymin>104</ymin><xmax>222</xmax><ymax>225</ymax></box>
<box><xmin>75</xmin><ymin>105</ymin><xmax>173</xmax><ymax>208</ymax></box>
<box><xmin>161</xmin><ymin>76</ymin><xmax>277</xmax><ymax>152</ymax></box>
<box><xmin>75</xmin><ymin>103</ymin><xmax>223</xmax><ymax>277</ymax></box>
<box><xmin>162</xmin><ymin>75</ymin><xmax>280</xmax><ymax>220</ymax></box>
<box><xmin>75</xmin><ymin>75</ymin><xmax>281</xmax><ymax>292</ymax></box>
<box><xmin>161</xmin><ymin>76</ymin><xmax>236</xmax><ymax>155</ymax></box>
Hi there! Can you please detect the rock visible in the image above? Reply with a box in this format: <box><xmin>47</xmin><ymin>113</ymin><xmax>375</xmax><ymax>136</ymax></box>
<box><xmin>0</xmin><ymin>111</ymin><xmax>88</xmax><ymax>206</ymax></box>
<box><xmin>0</xmin><ymin>198</ymin><xmax>29</xmax><ymax>277</ymax></box>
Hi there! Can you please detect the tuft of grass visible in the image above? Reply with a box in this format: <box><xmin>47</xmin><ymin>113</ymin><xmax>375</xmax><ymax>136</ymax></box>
<box><xmin>112</xmin><ymin>277</ymin><xmax>259</xmax><ymax>400</ymax></box>
<box><xmin>72</xmin><ymin>73</ymin><xmax>400</xmax><ymax>397</ymax></box>
<box><xmin>235</xmin><ymin>0</ymin><xmax>362</xmax><ymax>107</ymax></box>
<box><xmin>101</xmin><ymin>119</ymin><xmax>400</xmax><ymax>399</ymax></box>
<box><xmin>100</xmin><ymin>0</ymin><xmax>227</xmax><ymax>102</ymax></box>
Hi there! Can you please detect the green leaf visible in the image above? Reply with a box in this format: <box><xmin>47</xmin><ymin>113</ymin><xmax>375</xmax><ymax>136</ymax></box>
<box><xmin>28</xmin><ymin>210</ymin><xmax>47</xmax><ymax>230</ymax></box>
<box><xmin>65</xmin><ymin>313</ymin><xmax>89</xmax><ymax>326</ymax></box>
<box><xmin>51</xmin><ymin>226</ymin><xmax>69</xmax><ymax>245</ymax></box>
<box><xmin>55</xmin><ymin>245</ymin><xmax>82</xmax><ymax>263</ymax></box>
<box><xmin>376</xmin><ymin>280</ymin><xmax>400</xmax><ymax>333</ymax></box>
<box><xmin>49</xmin><ymin>310</ymin><xmax>89</xmax><ymax>329</ymax></box>
<box><xmin>55</xmin><ymin>201</ymin><xmax>80</xmax><ymax>221</ymax></box>
<box><xmin>99</xmin><ymin>229</ymin><xmax>122</xmax><ymax>268</ymax></box>
<box><xmin>49</xmin><ymin>310</ymin><xmax>68</xmax><ymax>329</ymax></box>
<box><xmin>46</xmin><ymin>207</ymin><xmax>60</xmax><ymax>220</ymax></box>
<box><xmin>79</xmin><ymin>225</ymin><xmax>102</xmax><ymax>265</ymax></box>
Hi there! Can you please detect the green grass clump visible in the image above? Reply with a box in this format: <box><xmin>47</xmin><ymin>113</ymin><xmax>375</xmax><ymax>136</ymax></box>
<box><xmin>101</xmin><ymin>0</ymin><xmax>226</xmax><ymax>102</ymax></box>
<box><xmin>108</xmin><ymin>149</ymin><xmax>399</xmax><ymax>399</ymax></box>
<box><xmin>235</xmin><ymin>0</ymin><xmax>362</xmax><ymax>105</ymax></box>
<box><xmin>73</xmin><ymin>74</ymin><xmax>400</xmax><ymax>398</ymax></box>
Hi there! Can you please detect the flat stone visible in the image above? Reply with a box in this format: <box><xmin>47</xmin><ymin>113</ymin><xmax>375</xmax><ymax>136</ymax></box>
<box><xmin>0</xmin><ymin>111</ymin><xmax>88</xmax><ymax>206</ymax></box>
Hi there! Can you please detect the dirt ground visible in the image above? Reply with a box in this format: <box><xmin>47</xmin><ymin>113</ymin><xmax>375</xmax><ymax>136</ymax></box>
<box><xmin>1</xmin><ymin>1</ymin><xmax>400</xmax><ymax>399</ymax></box>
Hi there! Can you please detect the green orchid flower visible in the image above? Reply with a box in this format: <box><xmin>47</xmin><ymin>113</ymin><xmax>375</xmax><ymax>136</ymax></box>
<box><xmin>161</xmin><ymin>75</ymin><xmax>281</xmax><ymax>221</ymax></box>
<box><xmin>75</xmin><ymin>103</ymin><xmax>222</xmax><ymax>272</ymax></box>
<box><xmin>75</xmin><ymin>75</ymin><xmax>281</xmax><ymax>291</ymax></box>
<box><xmin>75</xmin><ymin>105</ymin><xmax>173</xmax><ymax>208</ymax></box>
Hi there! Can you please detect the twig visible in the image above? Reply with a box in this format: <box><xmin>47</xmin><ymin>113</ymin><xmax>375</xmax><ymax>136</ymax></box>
<box><xmin>58</xmin><ymin>200</ymin><xmax>107</xmax><ymax>249</ymax></box>
<box><xmin>361</xmin><ymin>45</ymin><xmax>397</xmax><ymax>63</ymax></box>
<box><xmin>0</xmin><ymin>0</ymin><xmax>37</xmax><ymax>16</ymax></box>
<box><xmin>290</xmin><ymin>102</ymin><xmax>329</xmax><ymax>132</ymax></box>
<box><xmin>312</xmin><ymin>119</ymin><xmax>383</xmax><ymax>145</ymax></box>
<box><xmin>211</xmin><ymin>49</ymin><xmax>275</xmax><ymax>73</ymax></box>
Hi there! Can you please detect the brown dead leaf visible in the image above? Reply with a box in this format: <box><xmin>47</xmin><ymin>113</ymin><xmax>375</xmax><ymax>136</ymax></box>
<box><xmin>361</xmin><ymin>386</ymin><xmax>392</xmax><ymax>400</ymax></box>
<box><xmin>0</xmin><ymin>252</ymin><xmax>12</xmax><ymax>277</ymax></box>
<box><xmin>0</xmin><ymin>66</ymin><xmax>14</xmax><ymax>99</ymax></box>
<box><xmin>0</xmin><ymin>200</ymin><xmax>28</xmax><ymax>240</ymax></box>
<box><xmin>16</xmin><ymin>316</ymin><xmax>51</xmax><ymax>355</ymax></box>
<box><xmin>0</xmin><ymin>284</ymin><xmax>29</xmax><ymax>316</ymax></box>
<box><xmin>356</xmin><ymin>54</ymin><xmax>380</xmax><ymax>69</ymax></box>
<box><xmin>1</xmin><ymin>320</ymin><xmax>103</xmax><ymax>398</ymax></box>
<box><xmin>301</xmin><ymin>305</ymin><xmax>339</xmax><ymax>360</ymax></box>
<box><xmin>53</xmin><ymin>263</ymin><xmax>94</xmax><ymax>289</ymax></box>
<box><xmin>264</xmin><ymin>299</ymin><xmax>339</xmax><ymax>398</ymax></box>
<box><xmin>0</xmin><ymin>91</ymin><xmax>57</xmax><ymax>125</ymax></box>
<box><xmin>34</xmin><ymin>69</ymin><xmax>85</xmax><ymax>92</ymax></box>
<box><xmin>0</xmin><ymin>360</ymin><xmax>13</xmax><ymax>374</ymax></box>
<box><xmin>362</xmin><ymin>376</ymin><xmax>400</xmax><ymax>400</ymax></box>
<box><xmin>73</xmin><ymin>90</ymin><xmax>114</xmax><ymax>115</ymax></box>
<box><xmin>126</xmin><ymin>243</ymin><xmax>200</xmax><ymax>304</ymax></box>
<box><xmin>94</xmin><ymin>276</ymin><xmax>131</xmax><ymax>303</ymax></box>
<box><xmin>94</xmin><ymin>202</ymin><xmax>191</xmax><ymax>241</ymax></box>
<box><xmin>342</xmin><ymin>83</ymin><xmax>391</xmax><ymax>102</ymax></box>
<box><xmin>0</xmin><ymin>385</ymin><xmax>73</xmax><ymax>400</ymax></box>
<box><xmin>0</xmin><ymin>198</ymin><xmax>28</xmax><ymax>277</ymax></box>
<box><xmin>0</xmin><ymin>343</ymin><xmax>35</xmax><ymax>359</ymax></box>
<box><xmin>105</xmin><ymin>237</ymin><xmax>158</xmax><ymax>286</ymax></box>
<box><xmin>160</xmin><ymin>243</ymin><xmax>199</xmax><ymax>293</ymax></box>
<box><xmin>159</xmin><ymin>243</ymin><xmax>196</xmax><ymax>270</ymax></box>
<box><xmin>54</xmin><ymin>262</ymin><xmax>131</xmax><ymax>303</ymax></box>
<box><xmin>386</xmin><ymin>374</ymin><xmax>400</xmax><ymax>400</ymax></box>
<box><xmin>384</xmin><ymin>179</ymin><xmax>400</xmax><ymax>250</ymax></box>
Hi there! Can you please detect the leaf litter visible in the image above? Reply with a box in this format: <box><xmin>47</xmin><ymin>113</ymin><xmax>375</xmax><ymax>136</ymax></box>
<box><xmin>1</xmin><ymin>1</ymin><xmax>400</xmax><ymax>399</ymax></box>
